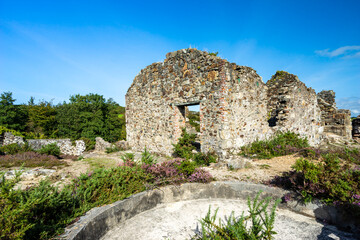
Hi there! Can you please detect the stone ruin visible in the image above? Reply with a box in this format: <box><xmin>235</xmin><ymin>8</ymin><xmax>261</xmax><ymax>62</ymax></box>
<box><xmin>0</xmin><ymin>132</ymin><xmax>86</xmax><ymax>156</ymax></box>
<box><xmin>125</xmin><ymin>49</ymin><xmax>354</xmax><ymax>159</ymax></box>
<box><xmin>317</xmin><ymin>90</ymin><xmax>352</xmax><ymax>139</ymax></box>
<box><xmin>353</xmin><ymin>115</ymin><xmax>360</xmax><ymax>143</ymax></box>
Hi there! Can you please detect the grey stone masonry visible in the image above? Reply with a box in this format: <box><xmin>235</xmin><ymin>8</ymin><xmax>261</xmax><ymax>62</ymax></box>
<box><xmin>317</xmin><ymin>90</ymin><xmax>352</xmax><ymax>140</ymax></box>
<box><xmin>27</xmin><ymin>139</ymin><xmax>85</xmax><ymax>156</ymax></box>
<box><xmin>126</xmin><ymin>49</ymin><xmax>329</xmax><ymax>159</ymax></box>
<box><xmin>1</xmin><ymin>132</ymin><xmax>85</xmax><ymax>156</ymax></box>
<box><xmin>2</xmin><ymin>132</ymin><xmax>25</xmax><ymax>146</ymax></box>
<box><xmin>353</xmin><ymin>115</ymin><xmax>360</xmax><ymax>141</ymax></box>
<box><xmin>266</xmin><ymin>71</ymin><xmax>323</xmax><ymax>145</ymax></box>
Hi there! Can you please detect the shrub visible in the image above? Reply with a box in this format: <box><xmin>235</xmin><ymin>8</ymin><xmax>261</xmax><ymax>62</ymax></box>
<box><xmin>0</xmin><ymin>166</ymin><xmax>152</xmax><ymax>240</ymax></box>
<box><xmin>173</xmin><ymin>128</ymin><xmax>196</xmax><ymax>160</ymax></box>
<box><xmin>0</xmin><ymin>143</ymin><xmax>23</xmax><ymax>155</ymax></box>
<box><xmin>240</xmin><ymin>131</ymin><xmax>309</xmax><ymax>159</ymax></box>
<box><xmin>193</xmin><ymin>192</ymin><xmax>280</xmax><ymax>240</ymax></box>
<box><xmin>0</xmin><ymin>157</ymin><xmax>214</xmax><ymax>239</ymax></box>
<box><xmin>0</xmin><ymin>126</ymin><xmax>23</xmax><ymax>137</ymax></box>
<box><xmin>141</xmin><ymin>147</ymin><xmax>157</xmax><ymax>165</ymax></box>
<box><xmin>105</xmin><ymin>146</ymin><xmax>121</xmax><ymax>154</ymax></box>
<box><xmin>193</xmin><ymin>152</ymin><xmax>217</xmax><ymax>166</ymax></box>
<box><xmin>38</xmin><ymin>143</ymin><xmax>61</xmax><ymax>157</ymax></box>
<box><xmin>0</xmin><ymin>142</ymin><xmax>35</xmax><ymax>155</ymax></box>
<box><xmin>120</xmin><ymin>153</ymin><xmax>136</xmax><ymax>167</ymax></box>
<box><xmin>269</xmin><ymin>154</ymin><xmax>360</xmax><ymax>207</ymax></box>
<box><xmin>0</xmin><ymin>152</ymin><xmax>64</xmax><ymax>168</ymax></box>
<box><xmin>142</xmin><ymin>158</ymin><xmax>213</xmax><ymax>186</ymax></box>
<box><xmin>79</xmin><ymin>137</ymin><xmax>95</xmax><ymax>151</ymax></box>
<box><xmin>188</xmin><ymin>111</ymin><xmax>200</xmax><ymax>132</ymax></box>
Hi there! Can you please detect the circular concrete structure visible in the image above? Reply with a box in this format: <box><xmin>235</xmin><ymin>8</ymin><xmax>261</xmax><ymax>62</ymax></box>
<box><xmin>59</xmin><ymin>182</ymin><xmax>358</xmax><ymax>240</ymax></box>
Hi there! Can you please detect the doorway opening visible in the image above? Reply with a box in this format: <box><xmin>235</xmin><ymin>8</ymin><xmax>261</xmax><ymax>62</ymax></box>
<box><xmin>176</xmin><ymin>102</ymin><xmax>201</xmax><ymax>152</ymax></box>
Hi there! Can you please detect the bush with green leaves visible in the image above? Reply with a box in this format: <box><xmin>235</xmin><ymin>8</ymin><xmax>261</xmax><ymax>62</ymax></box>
<box><xmin>173</xmin><ymin>129</ymin><xmax>218</xmax><ymax>165</ymax></box>
<box><xmin>38</xmin><ymin>143</ymin><xmax>61</xmax><ymax>157</ymax></box>
<box><xmin>173</xmin><ymin>128</ymin><xmax>196</xmax><ymax>160</ymax></box>
<box><xmin>0</xmin><ymin>142</ymin><xmax>34</xmax><ymax>155</ymax></box>
<box><xmin>240</xmin><ymin>131</ymin><xmax>309</xmax><ymax>159</ymax></box>
<box><xmin>0</xmin><ymin>143</ymin><xmax>23</xmax><ymax>155</ymax></box>
<box><xmin>141</xmin><ymin>147</ymin><xmax>157</xmax><ymax>165</ymax></box>
<box><xmin>270</xmin><ymin>154</ymin><xmax>360</xmax><ymax>207</ymax></box>
<box><xmin>0</xmin><ymin>154</ymin><xmax>214</xmax><ymax>239</ymax></box>
<box><xmin>193</xmin><ymin>152</ymin><xmax>217</xmax><ymax>166</ymax></box>
<box><xmin>0</xmin><ymin>126</ymin><xmax>23</xmax><ymax>137</ymax></box>
<box><xmin>193</xmin><ymin>192</ymin><xmax>280</xmax><ymax>240</ymax></box>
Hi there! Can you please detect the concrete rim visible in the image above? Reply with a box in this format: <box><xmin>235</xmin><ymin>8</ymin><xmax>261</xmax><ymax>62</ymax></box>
<box><xmin>57</xmin><ymin>181</ymin><xmax>358</xmax><ymax>240</ymax></box>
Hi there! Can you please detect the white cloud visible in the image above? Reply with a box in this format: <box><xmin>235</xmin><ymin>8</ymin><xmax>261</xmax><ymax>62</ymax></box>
<box><xmin>337</xmin><ymin>97</ymin><xmax>360</xmax><ymax>117</ymax></box>
<box><xmin>315</xmin><ymin>46</ymin><xmax>360</xmax><ymax>58</ymax></box>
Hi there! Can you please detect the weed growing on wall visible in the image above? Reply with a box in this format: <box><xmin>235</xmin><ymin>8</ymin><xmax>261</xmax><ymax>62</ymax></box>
<box><xmin>193</xmin><ymin>192</ymin><xmax>280</xmax><ymax>240</ymax></box>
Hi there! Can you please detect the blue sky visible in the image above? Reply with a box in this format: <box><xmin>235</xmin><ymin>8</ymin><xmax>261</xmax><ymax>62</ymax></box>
<box><xmin>0</xmin><ymin>0</ymin><xmax>359</xmax><ymax>116</ymax></box>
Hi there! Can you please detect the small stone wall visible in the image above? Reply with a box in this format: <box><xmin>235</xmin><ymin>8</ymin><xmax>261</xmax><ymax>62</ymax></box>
<box><xmin>317</xmin><ymin>90</ymin><xmax>352</xmax><ymax>140</ymax></box>
<box><xmin>2</xmin><ymin>132</ymin><xmax>25</xmax><ymax>146</ymax></box>
<box><xmin>1</xmin><ymin>132</ymin><xmax>85</xmax><ymax>156</ymax></box>
<box><xmin>28</xmin><ymin>139</ymin><xmax>86</xmax><ymax>156</ymax></box>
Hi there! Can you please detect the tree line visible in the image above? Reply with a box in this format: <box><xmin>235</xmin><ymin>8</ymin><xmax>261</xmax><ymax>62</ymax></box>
<box><xmin>0</xmin><ymin>92</ymin><xmax>126</xmax><ymax>143</ymax></box>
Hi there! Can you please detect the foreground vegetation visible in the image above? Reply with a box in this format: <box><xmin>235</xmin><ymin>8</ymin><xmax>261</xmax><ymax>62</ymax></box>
<box><xmin>193</xmin><ymin>192</ymin><xmax>279</xmax><ymax>240</ymax></box>
<box><xmin>0</xmin><ymin>149</ymin><xmax>213</xmax><ymax>240</ymax></box>
<box><xmin>241</xmin><ymin>132</ymin><xmax>360</xmax><ymax>212</ymax></box>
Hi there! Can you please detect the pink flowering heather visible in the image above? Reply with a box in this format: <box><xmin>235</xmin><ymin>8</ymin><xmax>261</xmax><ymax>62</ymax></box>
<box><xmin>188</xmin><ymin>168</ymin><xmax>213</xmax><ymax>183</ymax></box>
<box><xmin>142</xmin><ymin>158</ymin><xmax>213</xmax><ymax>185</ymax></box>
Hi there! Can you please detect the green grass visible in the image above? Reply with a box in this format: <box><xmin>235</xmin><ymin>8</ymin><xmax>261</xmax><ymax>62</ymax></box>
<box><xmin>84</xmin><ymin>157</ymin><xmax>119</xmax><ymax>169</ymax></box>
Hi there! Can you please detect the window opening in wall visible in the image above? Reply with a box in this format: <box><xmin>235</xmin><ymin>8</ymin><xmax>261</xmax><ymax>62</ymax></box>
<box><xmin>176</xmin><ymin>102</ymin><xmax>201</xmax><ymax>152</ymax></box>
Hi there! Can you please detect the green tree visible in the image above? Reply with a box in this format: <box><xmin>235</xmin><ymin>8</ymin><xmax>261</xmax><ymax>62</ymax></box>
<box><xmin>56</xmin><ymin>93</ymin><xmax>120</xmax><ymax>141</ymax></box>
<box><xmin>0</xmin><ymin>92</ymin><xmax>27</xmax><ymax>132</ymax></box>
<box><xmin>26</xmin><ymin>98</ymin><xmax>57</xmax><ymax>137</ymax></box>
<box><xmin>104</xmin><ymin>98</ymin><xmax>126</xmax><ymax>142</ymax></box>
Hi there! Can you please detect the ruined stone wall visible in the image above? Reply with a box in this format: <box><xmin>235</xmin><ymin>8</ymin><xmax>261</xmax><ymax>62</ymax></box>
<box><xmin>27</xmin><ymin>139</ymin><xmax>86</xmax><ymax>156</ymax></box>
<box><xmin>353</xmin><ymin>116</ymin><xmax>360</xmax><ymax>143</ymax></box>
<box><xmin>126</xmin><ymin>49</ymin><xmax>271</xmax><ymax>157</ymax></box>
<box><xmin>221</xmin><ymin>64</ymin><xmax>270</xmax><ymax>154</ymax></box>
<box><xmin>266</xmin><ymin>71</ymin><xmax>323</xmax><ymax>145</ymax></box>
<box><xmin>2</xmin><ymin>132</ymin><xmax>25</xmax><ymax>146</ymax></box>
<box><xmin>317</xmin><ymin>90</ymin><xmax>352</xmax><ymax>139</ymax></box>
<box><xmin>1</xmin><ymin>132</ymin><xmax>85</xmax><ymax>156</ymax></box>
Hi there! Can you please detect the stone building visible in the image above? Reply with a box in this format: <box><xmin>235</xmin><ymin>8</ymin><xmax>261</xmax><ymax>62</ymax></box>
<box><xmin>126</xmin><ymin>49</ymin><xmax>329</xmax><ymax>158</ymax></box>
